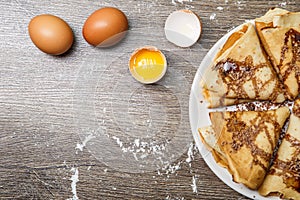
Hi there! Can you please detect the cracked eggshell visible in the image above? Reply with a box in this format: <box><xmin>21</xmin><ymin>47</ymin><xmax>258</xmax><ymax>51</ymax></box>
<box><xmin>164</xmin><ymin>10</ymin><xmax>202</xmax><ymax>48</ymax></box>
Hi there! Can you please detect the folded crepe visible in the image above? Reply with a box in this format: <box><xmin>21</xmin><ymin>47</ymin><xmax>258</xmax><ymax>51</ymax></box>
<box><xmin>259</xmin><ymin>99</ymin><xmax>300</xmax><ymax>199</ymax></box>
<box><xmin>202</xmin><ymin>22</ymin><xmax>285</xmax><ymax>108</ymax></box>
<box><xmin>255</xmin><ymin>8</ymin><xmax>300</xmax><ymax>100</ymax></box>
<box><xmin>199</xmin><ymin>106</ymin><xmax>290</xmax><ymax>189</ymax></box>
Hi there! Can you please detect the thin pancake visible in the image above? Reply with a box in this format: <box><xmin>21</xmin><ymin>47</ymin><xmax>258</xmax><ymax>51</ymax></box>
<box><xmin>202</xmin><ymin>23</ymin><xmax>285</xmax><ymax>108</ymax></box>
<box><xmin>259</xmin><ymin>99</ymin><xmax>300</xmax><ymax>199</ymax></box>
<box><xmin>199</xmin><ymin>107</ymin><xmax>290</xmax><ymax>190</ymax></box>
<box><xmin>202</xmin><ymin>88</ymin><xmax>251</xmax><ymax>108</ymax></box>
<box><xmin>255</xmin><ymin>9</ymin><xmax>300</xmax><ymax>99</ymax></box>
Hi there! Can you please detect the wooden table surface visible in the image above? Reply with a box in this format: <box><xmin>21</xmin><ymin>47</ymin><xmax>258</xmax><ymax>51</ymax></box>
<box><xmin>1</xmin><ymin>0</ymin><xmax>299</xmax><ymax>199</ymax></box>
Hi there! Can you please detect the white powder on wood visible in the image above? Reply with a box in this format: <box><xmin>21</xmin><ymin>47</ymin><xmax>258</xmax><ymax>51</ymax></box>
<box><xmin>210</xmin><ymin>13</ymin><xmax>216</xmax><ymax>20</ymax></box>
<box><xmin>172</xmin><ymin>0</ymin><xmax>193</xmax><ymax>5</ymax></box>
<box><xmin>75</xmin><ymin>134</ymin><xmax>95</xmax><ymax>153</ymax></box>
<box><xmin>67</xmin><ymin>167</ymin><xmax>79</xmax><ymax>200</ymax></box>
<box><xmin>191</xmin><ymin>175</ymin><xmax>198</xmax><ymax>193</ymax></box>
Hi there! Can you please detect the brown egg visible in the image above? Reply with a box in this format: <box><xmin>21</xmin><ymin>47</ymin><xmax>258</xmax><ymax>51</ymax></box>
<box><xmin>28</xmin><ymin>14</ymin><xmax>74</xmax><ymax>55</ymax></box>
<box><xmin>82</xmin><ymin>7</ymin><xmax>129</xmax><ymax>47</ymax></box>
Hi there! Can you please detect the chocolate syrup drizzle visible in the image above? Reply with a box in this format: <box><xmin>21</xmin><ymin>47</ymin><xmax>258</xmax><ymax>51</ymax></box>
<box><xmin>279</xmin><ymin>29</ymin><xmax>300</xmax><ymax>99</ymax></box>
<box><xmin>293</xmin><ymin>100</ymin><xmax>300</xmax><ymax>118</ymax></box>
<box><xmin>270</xmin><ymin>133</ymin><xmax>300</xmax><ymax>192</ymax></box>
<box><xmin>223</xmin><ymin>111</ymin><xmax>281</xmax><ymax>171</ymax></box>
<box><xmin>214</xmin><ymin>56</ymin><xmax>283</xmax><ymax>102</ymax></box>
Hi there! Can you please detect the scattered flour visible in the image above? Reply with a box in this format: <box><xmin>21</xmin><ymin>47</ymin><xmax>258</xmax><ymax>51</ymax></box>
<box><xmin>171</xmin><ymin>0</ymin><xmax>193</xmax><ymax>4</ymax></box>
<box><xmin>165</xmin><ymin>195</ymin><xmax>185</xmax><ymax>200</ymax></box>
<box><xmin>157</xmin><ymin>142</ymin><xmax>197</xmax><ymax>177</ymax></box>
<box><xmin>185</xmin><ymin>143</ymin><xmax>195</xmax><ymax>164</ymax></box>
<box><xmin>110</xmin><ymin>135</ymin><xmax>168</xmax><ymax>161</ymax></box>
<box><xmin>191</xmin><ymin>175</ymin><xmax>198</xmax><ymax>193</ymax></box>
<box><xmin>158</xmin><ymin>142</ymin><xmax>199</xmax><ymax>194</ymax></box>
<box><xmin>112</xmin><ymin>136</ymin><xmax>123</xmax><ymax>148</ymax></box>
<box><xmin>234</xmin><ymin>0</ymin><xmax>244</xmax><ymax>10</ymax></box>
<box><xmin>162</xmin><ymin>161</ymin><xmax>182</xmax><ymax>175</ymax></box>
<box><xmin>209</xmin><ymin>13</ymin><xmax>216</xmax><ymax>20</ymax></box>
<box><xmin>75</xmin><ymin>134</ymin><xmax>95</xmax><ymax>153</ymax></box>
<box><xmin>279</xmin><ymin>1</ymin><xmax>287</xmax><ymax>7</ymax></box>
<box><xmin>67</xmin><ymin>167</ymin><xmax>79</xmax><ymax>200</ymax></box>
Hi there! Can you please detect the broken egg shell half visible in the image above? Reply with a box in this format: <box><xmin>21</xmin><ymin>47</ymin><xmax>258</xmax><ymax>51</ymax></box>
<box><xmin>129</xmin><ymin>46</ymin><xmax>168</xmax><ymax>84</ymax></box>
<box><xmin>164</xmin><ymin>9</ymin><xmax>202</xmax><ymax>48</ymax></box>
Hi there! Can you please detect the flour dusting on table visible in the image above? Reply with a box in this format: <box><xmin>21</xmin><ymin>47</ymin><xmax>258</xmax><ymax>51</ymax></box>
<box><xmin>186</xmin><ymin>143</ymin><xmax>195</xmax><ymax>165</ymax></box>
<box><xmin>278</xmin><ymin>0</ymin><xmax>294</xmax><ymax>7</ymax></box>
<box><xmin>171</xmin><ymin>0</ymin><xmax>193</xmax><ymax>5</ymax></box>
<box><xmin>209</xmin><ymin>13</ymin><xmax>216</xmax><ymax>20</ymax></box>
<box><xmin>67</xmin><ymin>167</ymin><xmax>79</xmax><ymax>200</ymax></box>
<box><xmin>191</xmin><ymin>175</ymin><xmax>198</xmax><ymax>193</ymax></box>
<box><xmin>75</xmin><ymin>134</ymin><xmax>95</xmax><ymax>153</ymax></box>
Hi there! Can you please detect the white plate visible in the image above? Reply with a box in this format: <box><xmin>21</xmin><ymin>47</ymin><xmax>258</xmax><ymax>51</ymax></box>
<box><xmin>189</xmin><ymin>23</ymin><xmax>279</xmax><ymax>200</ymax></box>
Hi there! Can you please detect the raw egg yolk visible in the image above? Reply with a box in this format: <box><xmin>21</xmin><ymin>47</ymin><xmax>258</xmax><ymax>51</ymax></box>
<box><xmin>129</xmin><ymin>48</ymin><xmax>167</xmax><ymax>84</ymax></box>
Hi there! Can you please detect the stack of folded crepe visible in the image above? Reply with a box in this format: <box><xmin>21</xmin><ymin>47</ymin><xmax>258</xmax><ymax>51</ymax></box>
<box><xmin>259</xmin><ymin>99</ymin><xmax>300</xmax><ymax>199</ymax></box>
<box><xmin>202</xmin><ymin>22</ymin><xmax>285</xmax><ymax>108</ymax></box>
<box><xmin>199</xmin><ymin>106</ymin><xmax>290</xmax><ymax>190</ymax></box>
<box><xmin>202</xmin><ymin>8</ymin><xmax>300</xmax><ymax>108</ymax></box>
<box><xmin>256</xmin><ymin>8</ymin><xmax>300</xmax><ymax>100</ymax></box>
<box><xmin>199</xmin><ymin>8</ymin><xmax>300</xmax><ymax>199</ymax></box>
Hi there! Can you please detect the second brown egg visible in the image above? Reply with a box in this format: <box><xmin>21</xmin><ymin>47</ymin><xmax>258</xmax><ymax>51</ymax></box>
<box><xmin>82</xmin><ymin>7</ymin><xmax>129</xmax><ymax>48</ymax></box>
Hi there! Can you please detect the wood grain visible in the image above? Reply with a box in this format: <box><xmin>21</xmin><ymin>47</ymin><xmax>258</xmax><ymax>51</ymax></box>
<box><xmin>0</xmin><ymin>0</ymin><xmax>299</xmax><ymax>199</ymax></box>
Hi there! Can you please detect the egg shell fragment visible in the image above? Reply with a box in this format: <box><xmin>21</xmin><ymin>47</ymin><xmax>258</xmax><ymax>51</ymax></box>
<box><xmin>164</xmin><ymin>10</ymin><xmax>202</xmax><ymax>48</ymax></box>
